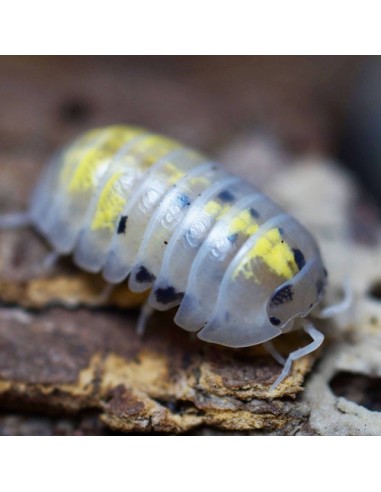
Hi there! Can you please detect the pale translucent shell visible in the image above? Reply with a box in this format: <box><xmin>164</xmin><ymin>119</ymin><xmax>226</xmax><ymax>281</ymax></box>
<box><xmin>29</xmin><ymin>126</ymin><xmax>327</xmax><ymax>348</ymax></box>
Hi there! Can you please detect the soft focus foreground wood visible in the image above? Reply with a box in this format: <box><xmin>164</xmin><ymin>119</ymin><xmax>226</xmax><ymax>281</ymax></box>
<box><xmin>0</xmin><ymin>307</ymin><xmax>314</xmax><ymax>433</ymax></box>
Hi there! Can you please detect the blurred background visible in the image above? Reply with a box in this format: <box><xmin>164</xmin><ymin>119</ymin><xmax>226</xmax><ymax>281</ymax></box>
<box><xmin>0</xmin><ymin>55</ymin><xmax>379</xmax><ymax>206</ymax></box>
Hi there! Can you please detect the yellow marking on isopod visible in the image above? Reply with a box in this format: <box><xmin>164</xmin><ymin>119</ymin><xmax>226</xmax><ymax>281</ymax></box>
<box><xmin>162</xmin><ymin>150</ymin><xmax>207</xmax><ymax>185</ymax></box>
<box><xmin>228</xmin><ymin>209</ymin><xmax>259</xmax><ymax>237</ymax></box>
<box><xmin>233</xmin><ymin>228</ymin><xmax>298</xmax><ymax>281</ymax></box>
<box><xmin>91</xmin><ymin>172</ymin><xmax>126</xmax><ymax>231</ymax></box>
<box><xmin>66</xmin><ymin>126</ymin><xmax>145</xmax><ymax>193</ymax></box>
<box><xmin>189</xmin><ymin>175</ymin><xmax>210</xmax><ymax>187</ymax></box>
<box><xmin>164</xmin><ymin>162</ymin><xmax>186</xmax><ymax>184</ymax></box>
<box><xmin>59</xmin><ymin>127</ymin><xmax>107</xmax><ymax>186</ymax></box>
<box><xmin>204</xmin><ymin>201</ymin><xmax>231</xmax><ymax>219</ymax></box>
<box><xmin>164</xmin><ymin>165</ymin><xmax>210</xmax><ymax>188</ymax></box>
<box><xmin>90</xmin><ymin>135</ymin><xmax>188</xmax><ymax>231</ymax></box>
<box><xmin>130</xmin><ymin>135</ymin><xmax>180</xmax><ymax>168</ymax></box>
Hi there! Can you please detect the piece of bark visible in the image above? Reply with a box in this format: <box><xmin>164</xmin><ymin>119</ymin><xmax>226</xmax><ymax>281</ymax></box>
<box><xmin>0</xmin><ymin>306</ymin><xmax>316</xmax><ymax>433</ymax></box>
<box><xmin>0</xmin><ymin>268</ymin><xmax>145</xmax><ymax>310</ymax></box>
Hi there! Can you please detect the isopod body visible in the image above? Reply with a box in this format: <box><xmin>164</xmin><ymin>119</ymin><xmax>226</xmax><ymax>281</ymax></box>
<box><xmin>2</xmin><ymin>125</ymin><xmax>330</xmax><ymax>390</ymax></box>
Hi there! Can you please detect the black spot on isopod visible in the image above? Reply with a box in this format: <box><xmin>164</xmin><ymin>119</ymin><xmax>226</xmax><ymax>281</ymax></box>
<box><xmin>293</xmin><ymin>248</ymin><xmax>306</xmax><ymax>271</ymax></box>
<box><xmin>249</xmin><ymin>207</ymin><xmax>260</xmax><ymax>219</ymax></box>
<box><xmin>164</xmin><ymin>240</ymin><xmax>168</xmax><ymax>245</ymax></box>
<box><xmin>135</xmin><ymin>266</ymin><xmax>156</xmax><ymax>283</ymax></box>
<box><xmin>155</xmin><ymin>286</ymin><xmax>184</xmax><ymax>305</ymax></box>
<box><xmin>117</xmin><ymin>215</ymin><xmax>128</xmax><ymax>235</ymax></box>
<box><xmin>368</xmin><ymin>281</ymin><xmax>381</xmax><ymax>301</ymax></box>
<box><xmin>227</xmin><ymin>233</ymin><xmax>238</xmax><ymax>243</ymax></box>
<box><xmin>270</xmin><ymin>316</ymin><xmax>281</xmax><ymax>326</ymax></box>
<box><xmin>177</xmin><ymin>194</ymin><xmax>191</xmax><ymax>208</ymax></box>
<box><xmin>316</xmin><ymin>278</ymin><xmax>325</xmax><ymax>296</ymax></box>
<box><xmin>218</xmin><ymin>190</ymin><xmax>235</xmax><ymax>202</ymax></box>
<box><xmin>270</xmin><ymin>285</ymin><xmax>294</xmax><ymax>306</ymax></box>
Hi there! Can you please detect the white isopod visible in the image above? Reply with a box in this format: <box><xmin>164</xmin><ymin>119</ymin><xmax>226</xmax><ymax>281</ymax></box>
<box><xmin>0</xmin><ymin>125</ymin><xmax>350</xmax><ymax>392</ymax></box>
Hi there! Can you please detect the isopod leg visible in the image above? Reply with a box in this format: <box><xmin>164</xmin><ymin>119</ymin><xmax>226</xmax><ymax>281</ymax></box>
<box><xmin>136</xmin><ymin>302</ymin><xmax>155</xmax><ymax>337</ymax></box>
<box><xmin>269</xmin><ymin>321</ymin><xmax>324</xmax><ymax>392</ymax></box>
<box><xmin>316</xmin><ymin>279</ymin><xmax>353</xmax><ymax>319</ymax></box>
<box><xmin>0</xmin><ymin>212</ymin><xmax>31</xmax><ymax>230</ymax></box>
<box><xmin>0</xmin><ymin>211</ymin><xmax>62</xmax><ymax>278</ymax></box>
<box><xmin>93</xmin><ymin>283</ymin><xmax>115</xmax><ymax>304</ymax></box>
<box><xmin>263</xmin><ymin>340</ymin><xmax>286</xmax><ymax>365</ymax></box>
<box><xmin>26</xmin><ymin>250</ymin><xmax>61</xmax><ymax>279</ymax></box>
<box><xmin>41</xmin><ymin>251</ymin><xmax>60</xmax><ymax>271</ymax></box>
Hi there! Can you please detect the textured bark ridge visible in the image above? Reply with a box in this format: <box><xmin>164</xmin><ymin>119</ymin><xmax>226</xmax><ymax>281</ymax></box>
<box><xmin>0</xmin><ymin>294</ymin><xmax>314</xmax><ymax>433</ymax></box>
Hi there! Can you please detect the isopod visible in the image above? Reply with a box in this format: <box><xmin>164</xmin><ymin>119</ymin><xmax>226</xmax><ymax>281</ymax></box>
<box><xmin>0</xmin><ymin>125</ymin><xmax>349</xmax><ymax>391</ymax></box>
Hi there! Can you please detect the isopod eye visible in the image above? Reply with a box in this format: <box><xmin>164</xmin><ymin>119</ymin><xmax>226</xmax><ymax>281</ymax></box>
<box><xmin>267</xmin><ymin>285</ymin><xmax>294</xmax><ymax>328</ymax></box>
<box><xmin>266</xmin><ymin>258</ymin><xmax>327</xmax><ymax>331</ymax></box>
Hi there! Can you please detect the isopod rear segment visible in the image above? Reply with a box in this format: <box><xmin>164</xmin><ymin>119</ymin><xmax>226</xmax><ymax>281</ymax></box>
<box><xmin>0</xmin><ymin>125</ymin><xmax>330</xmax><ymax>393</ymax></box>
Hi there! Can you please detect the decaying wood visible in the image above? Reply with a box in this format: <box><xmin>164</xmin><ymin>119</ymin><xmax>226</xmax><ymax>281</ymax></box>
<box><xmin>0</xmin><ymin>301</ymin><xmax>315</xmax><ymax>433</ymax></box>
